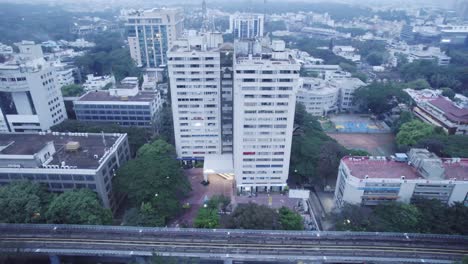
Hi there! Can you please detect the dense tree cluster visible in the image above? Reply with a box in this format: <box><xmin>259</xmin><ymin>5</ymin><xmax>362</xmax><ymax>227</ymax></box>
<box><xmin>290</xmin><ymin>104</ymin><xmax>367</xmax><ymax>186</ymax></box>
<box><xmin>399</xmin><ymin>60</ymin><xmax>468</xmax><ymax>96</ymax></box>
<box><xmin>394</xmin><ymin>118</ymin><xmax>468</xmax><ymax>157</ymax></box>
<box><xmin>193</xmin><ymin>195</ymin><xmax>231</xmax><ymax>228</ymax></box>
<box><xmin>61</xmin><ymin>84</ymin><xmax>84</xmax><ymax>97</ymax></box>
<box><xmin>353</xmin><ymin>82</ymin><xmax>411</xmax><ymax>115</ymax></box>
<box><xmin>0</xmin><ymin>182</ymin><xmax>111</xmax><ymax>225</ymax></box>
<box><xmin>225</xmin><ymin>203</ymin><xmax>303</xmax><ymax>230</ymax></box>
<box><xmin>116</xmin><ymin>139</ymin><xmax>190</xmax><ymax>227</ymax></box>
<box><xmin>333</xmin><ymin>199</ymin><xmax>468</xmax><ymax>235</ymax></box>
<box><xmin>0</xmin><ymin>3</ymin><xmax>76</xmax><ymax>44</ymax></box>
<box><xmin>74</xmin><ymin>32</ymin><xmax>141</xmax><ymax>82</ymax></box>
<box><xmin>396</xmin><ymin>120</ymin><xmax>442</xmax><ymax>147</ymax></box>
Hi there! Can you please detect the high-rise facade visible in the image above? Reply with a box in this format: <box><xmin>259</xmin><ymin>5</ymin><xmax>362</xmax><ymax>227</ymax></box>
<box><xmin>125</xmin><ymin>8</ymin><xmax>184</xmax><ymax>69</ymax></box>
<box><xmin>233</xmin><ymin>40</ymin><xmax>300</xmax><ymax>192</ymax></box>
<box><xmin>167</xmin><ymin>32</ymin><xmax>226</xmax><ymax>161</ymax></box>
<box><xmin>0</xmin><ymin>41</ymin><xmax>67</xmax><ymax>132</ymax></box>
<box><xmin>229</xmin><ymin>13</ymin><xmax>265</xmax><ymax>40</ymax></box>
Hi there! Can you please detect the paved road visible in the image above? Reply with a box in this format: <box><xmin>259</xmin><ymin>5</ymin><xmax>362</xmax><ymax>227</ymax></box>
<box><xmin>0</xmin><ymin>224</ymin><xmax>466</xmax><ymax>263</ymax></box>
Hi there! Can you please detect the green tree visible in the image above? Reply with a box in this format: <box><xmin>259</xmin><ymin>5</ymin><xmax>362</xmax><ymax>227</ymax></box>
<box><xmin>123</xmin><ymin>202</ymin><xmax>165</xmax><ymax>227</ymax></box>
<box><xmin>206</xmin><ymin>195</ymin><xmax>231</xmax><ymax>212</ymax></box>
<box><xmin>278</xmin><ymin>207</ymin><xmax>303</xmax><ymax>230</ymax></box>
<box><xmin>0</xmin><ymin>181</ymin><xmax>50</xmax><ymax>223</ymax></box>
<box><xmin>372</xmin><ymin>202</ymin><xmax>421</xmax><ymax>232</ymax></box>
<box><xmin>416</xmin><ymin>135</ymin><xmax>468</xmax><ymax>158</ymax></box>
<box><xmin>391</xmin><ymin>111</ymin><xmax>413</xmax><ymax>133</ymax></box>
<box><xmin>317</xmin><ymin>141</ymin><xmax>347</xmax><ymax>186</ymax></box>
<box><xmin>156</xmin><ymin>104</ymin><xmax>175</xmax><ymax>144</ymax></box>
<box><xmin>193</xmin><ymin>207</ymin><xmax>219</xmax><ymax>228</ymax></box>
<box><xmin>61</xmin><ymin>84</ymin><xmax>84</xmax><ymax>97</ymax></box>
<box><xmin>353</xmin><ymin>82</ymin><xmax>410</xmax><ymax>115</ymax></box>
<box><xmin>406</xmin><ymin>79</ymin><xmax>431</xmax><ymax>90</ymax></box>
<box><xmin>290</xmin><ymin>103</ymin><xmax>348</xmax><ymax>186</ymax></box>
<box><xmin>333</xmin><ymin>203</ymin><xmax>376</xmax><ymax>231</ymax></box>
<box><xmin>396</xmin><ymin>120</ymin><xmax>439</xmax><ymax>146</ymax></box>
<box><xmin>441</xmin><ymin>87</ymin><xmax>456</xmax><ymax>100</ymax></box>
<box><xmin>226</xmin><ymin>203</ymin><xmax>280</xmax><ymax>230</ymax></box>
<box><xmin>366</xmin><ymin>51</ymin><xmax>385</xmax><ymax>66</ymax></box>
<box><xmin>114</xmin><ymin>139</ymin><xmax>190</xmax><ymax>225</ymax></box>
<box><xmin>351</xmin><ymin>72</ymin><xmax>368</xmax><ymax>82</ymax></box>
<box><xmin>45</xmin><ymin>189</ymin><xmax>112</xmax><ymax>225</ymax></box>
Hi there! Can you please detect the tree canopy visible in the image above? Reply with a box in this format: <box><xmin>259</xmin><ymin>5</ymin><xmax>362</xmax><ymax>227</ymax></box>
<box><xmin>61</xmin><ymin>84</ymin><xmax>84</xmax><ymax>97</ymax></box>
<box><xmin>334</xmin><ymin>199</ymin><xmax>468</xmax><ymax>235</ymax></box>
<box><xmin>0</xmin><ymin>181</ymin><xmax>51</xmax><ymax>223</ymax></box>
<box><xmin>353</xmin><ymin>82</ymin><xmax>410</xmax><ymax>115</ymax></box>
<box><xmin>114</xmin><ymin>139</ymin><xmax>190</xmax><ymax>226</ymax></box>
<box><xmin>45</xmin><ymin>189</ymin><xmax>112</xmax><ymax>225</ymax></box>
<box><xmin>226</xmin><ymin>203</ymin><xmax>303</xmax><ymax>230</ymax></box>
<box><xmin>74</xmin><ymin>32</ymin><xmax>141</xmax><ymax>82</ymax></box>
<box><xmin>278</xmin><ymin>207</ymin><xmax>304</xmax><ymax>230</ymax></box>
<box><xmin>226</xmin><ymin>203</ymin><xmax>281</xmax><ymax>230</ymax></box>
<box><xmin>396</xmin><ymin>120</ymin><xmax>441</xmax><ymax>147</ymax></box>
<box><xmin>290</xmin><ymin>103</ymin><xmax>359</xmax><ymax>186</ymax></box>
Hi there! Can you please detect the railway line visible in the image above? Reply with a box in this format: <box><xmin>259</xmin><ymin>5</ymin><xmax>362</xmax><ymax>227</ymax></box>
<box><xmin>0</xmin><ymin>224</ymin><xmax>466</xmax><ymax>263</ymax></box>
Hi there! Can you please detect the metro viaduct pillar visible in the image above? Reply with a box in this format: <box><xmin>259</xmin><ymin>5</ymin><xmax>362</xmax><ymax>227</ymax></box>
<box><xmin>49</xmin><ymin>255</ymin><xmax>60</xmax><ymax>264</ymax></box>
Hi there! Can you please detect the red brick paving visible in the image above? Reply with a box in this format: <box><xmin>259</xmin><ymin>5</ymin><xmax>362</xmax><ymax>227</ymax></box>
<box><xmin>170</xmin><ymin>168</ymin><xmax>233</xmax><ymax>227</ymax></box>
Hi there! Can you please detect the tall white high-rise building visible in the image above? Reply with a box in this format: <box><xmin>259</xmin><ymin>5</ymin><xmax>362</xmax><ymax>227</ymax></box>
<box><xmin>167</xmin><ymin>32</ymin><xmax>226</xmax><ymax>161</ymax></box>
<box><xmin>0</xmin><ymin>41</ymin><xmax>67</xmax><ymax>132</ymax></box>
<box><xmin>125</xmin><ymin>8</ymin><xmax>184</xmax><ymax>69</ymax></box>
<box><xmin>229</xmin><ymin>13</ymin><xmax>264</xmax><ymax>39</ymax></box>
<box><xmin>233</xmin><ymin>40</ymin><xmax>300</xmax><ymax>192</ymax></box>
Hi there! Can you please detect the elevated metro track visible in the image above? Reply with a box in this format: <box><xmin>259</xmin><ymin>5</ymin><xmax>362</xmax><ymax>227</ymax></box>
<box><xmin>0</xmin><ymin>224</ymin><xmax>467</xmax><ymax>263</ymax></box>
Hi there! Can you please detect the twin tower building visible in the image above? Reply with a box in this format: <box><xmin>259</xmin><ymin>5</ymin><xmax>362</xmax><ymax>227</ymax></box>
<box><xmin>131</xmin><ymin>9</ymin><xmax>301</xmax><ymax>193</ymax></box>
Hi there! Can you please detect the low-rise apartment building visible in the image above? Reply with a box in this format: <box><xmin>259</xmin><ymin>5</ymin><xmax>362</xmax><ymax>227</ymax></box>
<box><xmin>0</xmin><ymin>132</ymin><xmax>130</xmax><ymax>211</ymax></box>
<box><xmin>405</xmin><ymin>89</ymin><xmax>468</xmax><ymax>135</ymax></box>
<box><xmin>297</xmin><ymin>76</ymin><xmax>365</xmax><ymax>116</ymax></box>
<box><xmin>83</xmin><ymin>74</ymin><xmax>115</xmax><ymax>91</ymax></box>
<box><xmin>334</xmin><ymin>149</ymin><xmax>468</xmax><ymax>208</ymax></box>
<box><xmin>74</xmin><ymin>77</ymin><xmax>162</xmax><ymax>130</ymax></box>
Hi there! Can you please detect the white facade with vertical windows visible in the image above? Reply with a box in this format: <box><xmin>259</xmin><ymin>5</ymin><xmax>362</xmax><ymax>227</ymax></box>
<box><xmin>229</xmin><ymin>13</ymin><xmax>264</xmax><ymax>40</ymax></box>
<box><xmin>0</xmin><ymin>41</ymin><xmax>67</xmax><ymax>132</ymax></box>
<box><xmin>233</xmin><ymin>40</ymin><xmax>300</xmax><ymax>192</ymax></box>
<box><xmin>125</xmin><ymin>8</ymin><xmax>184</xmax><ymax>69</ymax></box>
<box><xmin>334</xmin><ymin>149</ymin><xmax>468</xmax><ymax>209</ymax></box>
<box><xmin>167</xmin><ymin>33</ymin><xmax>225</xmax><ymax>161</ymax></box>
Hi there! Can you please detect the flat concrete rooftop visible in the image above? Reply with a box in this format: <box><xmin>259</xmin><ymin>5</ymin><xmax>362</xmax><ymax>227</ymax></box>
<box><xmin>0</xmin><ymin>132</ymin><xmax>124</xmax><ymax>170</ymax></box>
<box><xmin>342</xmin><ymin>156</ymin><xmax>468</xmax><ymax>181</ymax></box>
<box><xmin>77</xmin><ymin>91</ymin><xmax>157</xmax><ymax>102</ymax></box>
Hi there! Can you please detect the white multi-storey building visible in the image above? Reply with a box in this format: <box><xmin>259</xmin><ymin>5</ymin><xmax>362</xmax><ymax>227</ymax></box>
<box><xmin>83</xmin><ymin>74</ymin><xmax>115</xmax><ymax>91</ymax></box>
<box><xmin>334</xmin><ymin>149</ymin><xmax>468</xmax><ymax>208</ymax></box>
<box><xmin>229</xmin><ymin>13</ymin><xmax>264</xmax><ymax>39</ymax></box>
<box><xmin>233</xmin><ymin>40</ymin><xmax>300</xmax><ymax>192</ymax></box>
<box><xmin>167</xmin><ymin>33</ymin><xmax>225</xmax><ymax>161</ymax></box>
<box><xmin>53</xmin><ymin>61</ymin><xmax>75</xmax><ymax>88</ymax></box>
<box><xmin>125</xmin><ymin>8</ymin><xmax>184</xmax><ymax>69</ymax></box>
<box><xmin>297</xmin><ymin>78</ymin><xmax>339</xmax><ymax>116</ymax></box>
<box><xmin>335</xmin><ymin>77</ymin><xmax>365</xmax><ymax>113</ymax></box>
<box><xmin>75</xmin><ymin>77</ymin><xmax>162</xmax><ymax>130</ymax></box>
<box><xmin>0</xmin><ymin>41</ymin><xmax>67</xmax><ymax>132</ymax></box>
<box><xmin>297</xmin><ymin>75</ymin><xmax>365</xmax><ymax>116</ymax></box>
<box><xmin>0</xmin><ymin>132</ymin><xmax>130</xmax><ymax>212</ymax></box>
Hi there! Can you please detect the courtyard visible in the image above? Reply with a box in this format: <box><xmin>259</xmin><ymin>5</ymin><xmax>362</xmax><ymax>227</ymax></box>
<box><xmin>171</xmin><ymin>168</ymin><xmax>304</xmax><ymax>227</ymax></box>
